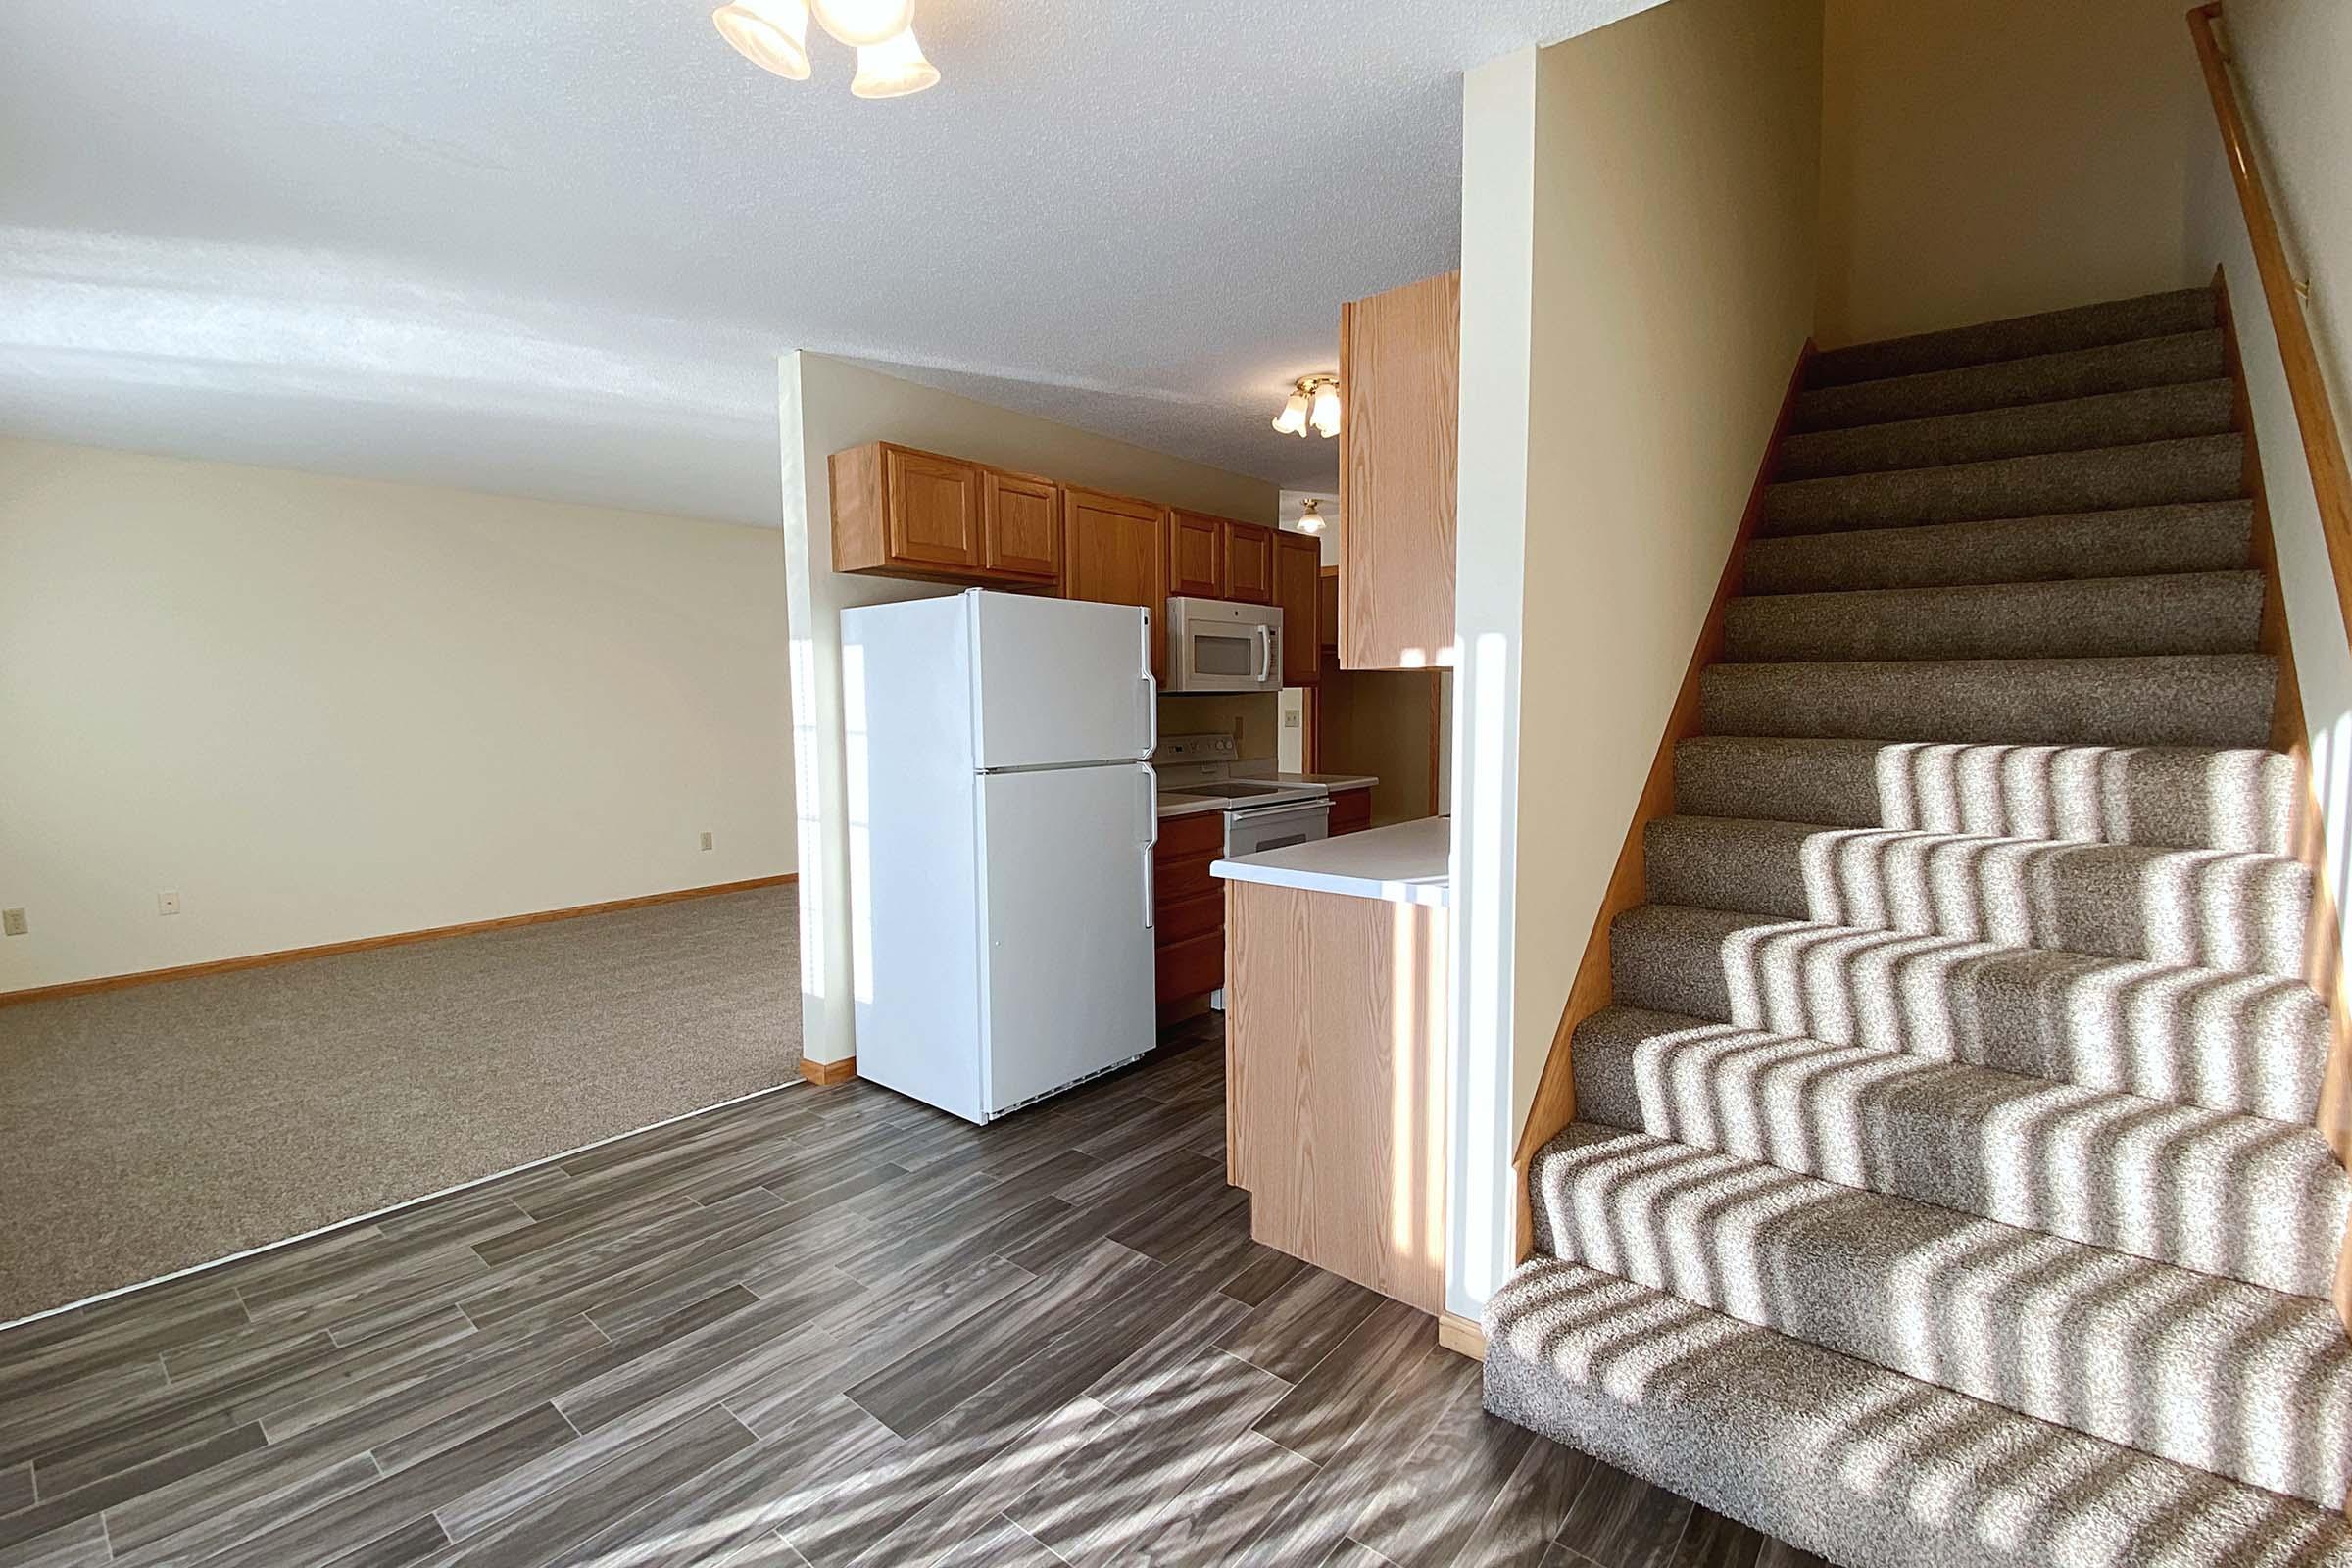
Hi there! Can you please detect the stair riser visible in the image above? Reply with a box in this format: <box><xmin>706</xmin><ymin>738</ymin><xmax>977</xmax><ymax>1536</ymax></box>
<box><xmin>1722</xmin><ymin>572</ymin><xmax>2261</xmax><ymax>664</ymax></box>
<box><xmin>1763</xmin><ymin>434</ymin><xmax>2244</xmax><ymax>537</ymax></box>
<box><xmin>1673</xmin><ymin>739</ymin><xmax>2299</xmax><ymax>855</ymax></box>
<box><xmin>1607</xmin><ymin>908</ymin><xmax>2329</xmax><ymax>1124</ymax></box>
<box><xmin>1806</xmin><ymin>287</ymin><xmax>2219</xmax><ymax>388</ymax></box>
<box><xmin>1795</xmin><ymin>330</ymin><xmax>2229</xmax><ymax>433</ymax></box>
<box><xmin>1487</xmin><ymin>1260</ymin><xmax>2352</xmax><ymax>1568</ymax></box>
<box><xmin>1644</xmin><ymin>818</ymin><xmax>2313</xmax><ymax>977</ymax></box>
<box><xmin>1700</xmin><ymin>656</ymin><xmax>2278</xmax><ymax>750</ymax></box>
<box><xmin>1523</xmin><ymin>1116</ymin><xmax>2352</xmax><ymax>1506</ymax></box>
<box><xmin>1742</xmin><ymin>503</ymin><xmax>2253</xmax><ymax>595</ymax></box>
<box><xmin>1777</xmin><ymin>381</ymin><xmax>2236</xmax><ymax>482</ymax></box>
<box><xmin>1570</xmin><ymin>1007</ymin><xmax>2348</xmax><ymax>1297</ymax></box>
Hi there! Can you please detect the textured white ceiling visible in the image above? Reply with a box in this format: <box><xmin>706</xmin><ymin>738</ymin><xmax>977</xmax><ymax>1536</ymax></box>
<box><xmin>0</xmin><ymin>1</ymin><xmax>1656</xmax><ymax>526</ymax></box>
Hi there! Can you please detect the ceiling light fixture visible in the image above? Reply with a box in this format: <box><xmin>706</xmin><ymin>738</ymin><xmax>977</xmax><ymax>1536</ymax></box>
<box><xmin>714</xmin><ymin>0</ymin><xmax>936</xmax><ymax>97</ymax></box>
<box><xmin>1297</xmin><ymin>499</ymin><xmax>1328</xmax><ymax>535</ymax></box>
<box><xmin>1272</xmin><ymin>375</ymin><xmax>1340</xmax><ymax>439</ymax></box>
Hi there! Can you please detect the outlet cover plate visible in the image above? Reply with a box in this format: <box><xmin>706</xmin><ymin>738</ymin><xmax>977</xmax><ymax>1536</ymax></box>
<box><xmin>2</xmin><ymin>907</ymin><xmax>25</xmax><ymax>937</ymax></box>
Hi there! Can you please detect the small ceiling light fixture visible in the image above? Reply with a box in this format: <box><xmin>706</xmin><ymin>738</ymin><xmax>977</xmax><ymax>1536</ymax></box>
<box><xmin>1296</xmin><ymin>499</ymin><xmax>1328</xmax><ymax>535</ymax></box>
<box><xmin>1272</xmin><ymin>375</ymin><xmax>1340</xmax><ymax>439</ymax></box>
<box><xmin>714</xmin><ymin>0</ymin><xmax>936</xmax><ymax>97</ymax></box>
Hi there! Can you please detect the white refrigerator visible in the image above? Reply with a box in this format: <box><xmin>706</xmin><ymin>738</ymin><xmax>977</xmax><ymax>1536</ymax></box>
<box><xmin>841</xmin><ymin>590</ymin><xmax>1159</xmax><ymax>1123</ymax></box>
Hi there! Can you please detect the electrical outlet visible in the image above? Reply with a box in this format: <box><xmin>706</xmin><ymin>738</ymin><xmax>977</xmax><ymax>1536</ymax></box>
<box><xmin>1284</xmin><ymin>710</ymin><xmax>1301</xmax><ymax>729</ymax></box>
<box><xmin>157</xmin><ymin>891</ymin><xmax>181</xmax><ymax>916</ymax></box>
<box><xmin>699</xmin><ymin>831</ymin><xmax>714</xmax><ymax>852</ymax></box>
<box><xmin>2</xmin><ymin>907</ymin><xmax>25</xmax><ymax>938</ymax></box>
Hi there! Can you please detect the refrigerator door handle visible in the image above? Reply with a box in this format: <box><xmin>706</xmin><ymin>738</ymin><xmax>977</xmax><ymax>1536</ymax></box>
<box><xmin>1140</xmin><ymin>764</ymin><xmax>1158</xmax><ymax>929</ymax></box>
<box><xmin>1141</xmin><ymin>669</ymin><xmax>1158</xmax><ymax>759</ymax></box>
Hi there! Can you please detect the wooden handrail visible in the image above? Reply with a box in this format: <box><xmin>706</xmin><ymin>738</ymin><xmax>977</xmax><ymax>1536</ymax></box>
<box><xmin>2189</xmin><ymin>3</ymin><xmax>2352</xmax><ymax>660</ymax></box>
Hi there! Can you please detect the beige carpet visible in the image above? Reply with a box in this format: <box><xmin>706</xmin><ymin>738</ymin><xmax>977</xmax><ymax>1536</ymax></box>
<box><xmin>0</xmin><ymin>885</ymin><xmax>801</xmax><ymax>1324</ymax></box>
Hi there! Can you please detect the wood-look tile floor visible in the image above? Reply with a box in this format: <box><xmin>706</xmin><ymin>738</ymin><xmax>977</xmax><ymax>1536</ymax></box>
<box><xmin>0</xmin><ymin>1020</ymin><xmax>1828</xmax><ymax>1568</ymax></box>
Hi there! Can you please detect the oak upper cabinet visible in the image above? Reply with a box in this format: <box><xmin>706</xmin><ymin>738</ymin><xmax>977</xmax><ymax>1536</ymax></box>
<box><xmin>1063</xmin><ymin>486</ymin><xmax>1168</xmax><ymax>678</ymax></box>
<box><xmin>1167</xmin><ymin>510</ymin><xmax>1225</xmax><ymax>599</ymax></box>
<box><xmin>1339</xmin><ymin>271</ymin><xmax>1459</xmax><ymax>669</ymax></box>
<box><xmin>1223</xmin><ymin>521</ymin><xmax>1276</xmax><ymax>605</ymax></box>
<box><xmin>981</xmin><ymin>468</ymin><xmax>1061</xmax><ymax>582</ymax></box>
<box><xmin>1275</xmin><ymin>532</ymin><xmax>1321</xmax><ymax>688</ymax></box>
<box><xmin>830</xmin><ymin>442</ymin><xmax>1058</xmax><ymax>588</ymax></box>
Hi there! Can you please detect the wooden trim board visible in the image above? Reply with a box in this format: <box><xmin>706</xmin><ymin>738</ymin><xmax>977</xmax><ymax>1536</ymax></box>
<box><xmin>1507</xmin><ymin>342</ymin><xmax>1815</xmax><ymax>1257</ymax></box>
<box><xmin>0</xmin><ymin>874</ymin><xmax>799</xmax><ymax>1008</ymax></box>
<box><xmin>798</xmin><ymin>1055</ymin><xmax>858</xmax><ymax>1088</ymax></box>
<box><xmin>1438</xmin><ymin>1311</ymin><xmax>1487</xmax><ymax>1361</ymax></box>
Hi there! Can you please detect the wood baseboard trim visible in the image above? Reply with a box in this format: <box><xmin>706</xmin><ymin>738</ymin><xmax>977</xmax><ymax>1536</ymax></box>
<box><xmin>0</xmin><ymin>874</ymin><xmax>800</xmax><ymax>1008</ymax></box>
<box><xmin>798</xmin><ymin>1055</ymin><xmax>858</xmax><ymax>1088</ymax></box>
<box><xmin>1438</xmin><ymin>1310</ymin><xmax>1488</xmax><ymax>1361</ymax></box>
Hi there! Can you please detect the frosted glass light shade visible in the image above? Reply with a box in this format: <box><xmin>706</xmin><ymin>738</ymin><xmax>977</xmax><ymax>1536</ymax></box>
<box><xmin>1297</xmin><ymin>501</ymin><xmax>1327</xmax><ymax>534</ymax></box>
<box><xmin>1272</xmin><ymin>390</ymin><xmax>1310</xmax><ymax>436</ymax></box>
<box><xmin>1308</xmin><ymin>379</ymin><xmax>1342</xmax><ymax>438</ymax></box>
<box><xmin>713</xmin><ymin>0</ymin><xmax>812</xmax><ymax>80</ymax></box>
<box><xmin>851</xmin><ymin>26</ymin><xmax>940</xmax><ymax>98</ymax></box>
<box><xmin>812</xmin><ymin>0</ymin><xmax>917</xmax><ymax>47</ymax></box>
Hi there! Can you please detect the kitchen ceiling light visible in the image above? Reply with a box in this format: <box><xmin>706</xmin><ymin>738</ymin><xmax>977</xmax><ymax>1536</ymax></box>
<box><xmin>1296</xmin><ymin>499</ymin><xmax>1327</xmax><ymax>535</ymax></box>
<box><xmin>713</xmin><ymin>0</ymin><xmax>812</xmax><ymax>80</ymax></box>
<box><xmin>1308</xmin><ymin>380</ymin><xmax>1343</xmax><ymax>439</ymax></box>
<box><xmin>1271</xmin><ymin>389</ymin><xmax>1310</xmax><ymax>437</ymax></box>
<box><xmin>1272</xmin><ymin>375</ymin><xmax>1340</xmax><ymax>440</ymax></box>
<box><xmin>851</xmin><ymin>25</ymin><xmax>940</xmax><ymax>98</ymax></box>
<box><xmin>810</xmin><ymin>0</ymin><xmax>917</xmax><ymax>47</ymax></box>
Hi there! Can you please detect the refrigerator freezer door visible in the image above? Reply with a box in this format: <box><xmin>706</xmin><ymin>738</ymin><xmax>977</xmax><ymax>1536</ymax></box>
<box><xmin>970</xmin><ymin>593</ymin><xmax>1152</xmax><ymax>771</ymax></box>
<box><xmin>976</xmin><ymin>763</ymin><xmax>1155</xmax><ymax>1114</ymax></box>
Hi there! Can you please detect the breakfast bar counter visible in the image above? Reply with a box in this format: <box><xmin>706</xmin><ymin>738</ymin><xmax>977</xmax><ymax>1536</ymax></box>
<box><xmin>1211</xmin><ymin>817</ymin><xmax>1452</xmax><ymax>1315</ymax></box>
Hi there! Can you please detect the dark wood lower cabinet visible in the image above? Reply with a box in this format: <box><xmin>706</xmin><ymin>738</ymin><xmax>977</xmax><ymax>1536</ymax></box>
<box><xmin>1153</xmin><ymin>812</ymin><xmax>1226</xmax><ymax>1004</ymax></box>
<box><xmin>1328</xmin><ymin>788</ymin><xmax>1373</xmax><ymax>836</ymax></box>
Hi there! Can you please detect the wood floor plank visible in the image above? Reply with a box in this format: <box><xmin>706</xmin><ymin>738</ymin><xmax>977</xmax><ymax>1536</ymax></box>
<box><xmin>1345</xmin><ymin>1359</ymin><xmax>1569</xmax><ymax>1568</ymax></box>
<box><xmin>1673</xmin><ymin>1508</ymin><xmax>1770</xmax><ymax>1568</ymax></box>
<box><xmin>1445</xmin><ymin>1422</ymin><xmax>1595</xmax><ymax>1568</ymax></box>
<box><xmin>1218</xmin><ymin>1259</ymin><xmax>1384</xmax><ymax>1383</ymax></box>
<box><xmin>436</xmin><ymin>1403</ymin><xmax>756</xmax><ymax>1568</ymax></box>
<box><xmin>318</xmin><ymin>1513</ymin><xmax>451</xmax><ymax>1568</ymax></box>
<box><xmin>1556</xmin><ymin>1461</ymin><xmax>1697</xmax><ymax>1568</ymax></box>
<box><xmin>0</xmin><ymin>1420</ymin><xmax>269</xmax><ymax>1555</ymax></box>
<box><xmin>933</xmin><ymin>1513</ymin><xmax>1064</xmax><ymax>1568</ymax></box>
<box><xmin>1124</xmin><ymin>1429</ymin><xmax>1321</xmax><ymax>1567</ymax></box>
<box><xmin>1251</xmin><ymin>1297</ymin><xmax>1436</xmax><ymax>1468</ymax></box>
<box><xmin>0</xmin><ymin>1462</ymin><xmax>29</xmax><ymax>1516</ymax></box>
<box><xmin>0</xmin><ymin>1516</ymin><xmax>110</xmax><ymax>1568</ymax></box>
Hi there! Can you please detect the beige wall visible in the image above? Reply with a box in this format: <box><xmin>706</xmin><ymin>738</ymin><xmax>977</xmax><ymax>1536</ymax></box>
<box><xmin>1448</xmin><ymin>0</ymin><xmax>1823</xmax><ymax>1322</ymax></box>
<box><xmin>1158</xmin><ymin>693</ymin><xmax>1282</xmax><ymax>762</ymax></box>
<box><xmin>780</xmin><ymin>355</ymin><xmax>1277</xmax><ymax>1066</ymax></box>
<box><xmin>1818</xmin><ymin>0</ymin><xmax>2208</xmax><ymax>346</ymax></box>
<box><xmin>1315</xmin><ymin>668</ymin><xmax>1440</xmax><ymax>826</ymax></box>
<box><xmin>2184</xmin><ymin>0</ymin><xmax>2352</xmax><ymax>983</ymax></box>
<box><xmin>0</xmin><ymin>437</ymin><xmax>795</xmax><ymax>994</ymax></box>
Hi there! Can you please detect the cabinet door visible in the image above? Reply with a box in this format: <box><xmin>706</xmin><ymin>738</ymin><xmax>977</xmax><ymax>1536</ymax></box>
<box><xmin>1316</xmin><ymin>567</ymin><xmax>1340</xmax><ymax>652</ymax></box>
<box><xmin>982</xmin><ymin>468</ymin><xmax>1060</xmax><ymax>583</ymax></box>
<box><xmin>884</xmin><ymin>446</ymin><xmax>983</xmax><ymax>571</ymax></box>
<box><xmin>1166</xmin><ymin>510</ymin><xmax>1225</xmax><ymax>599</ymax></box>
<box><xmin>1339</xmin><ymin>271</ymin><xmax>1458</xmax><ymax>668</ymax></box>
<box><xmin>1224</xmin><ymin>522</ymin><xmax>1276</xmax><ymax>605</ymax></box>
<box><xmin>1275</xmin><ymin>533</ymin><xmax>1320</xmax><ymax>687</ymax></box>
<box><xmin>1063</xmin><ymin>487</ymin><xmax>1167</xmax><ymax>678</ymax></box>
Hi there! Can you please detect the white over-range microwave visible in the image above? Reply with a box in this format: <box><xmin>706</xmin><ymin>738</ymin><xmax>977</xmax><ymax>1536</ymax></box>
<box><xmin>1164</xmin><ymin>597</ymin><xmax>1286</xmax><ymax>693</ymax></box>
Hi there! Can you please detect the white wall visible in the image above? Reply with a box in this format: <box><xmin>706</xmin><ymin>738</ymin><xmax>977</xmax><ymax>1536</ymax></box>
<box><xmin>0</xmin><ymin>437</ymin><xmax>795</xmax><ymax>994</ymax></box>
<box><xmin>1448</xmin><ymin>0</ymin><xmax>1823</xmax><ymax>1324</ymax></box>
<box><xmin>1818</xmin><ymin>0</ymin><xmax>2208</xmax><ymax>346</ymax></box>
<box><xmin>780</xmin><ymin>356</ymin><xmax>1277</xmax><ymax>1068</ymax></box>
<box><xmin>2184</xmin><ymin>0</ymin><xmax>2352</xmax><ymax>982</ymax></box>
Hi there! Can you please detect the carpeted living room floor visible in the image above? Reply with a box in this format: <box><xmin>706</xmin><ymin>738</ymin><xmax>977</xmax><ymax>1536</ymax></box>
<box><xmin>0</xmin><ymin>885</ymin><xmax>801</xmax><ymax>1325</ymax></box>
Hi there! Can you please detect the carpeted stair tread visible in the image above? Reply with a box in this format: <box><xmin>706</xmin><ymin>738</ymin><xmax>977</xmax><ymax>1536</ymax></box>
<box><xmin>1762</xmin><ymin>434</ymin><xmax>2245</xmax><ymax>537</ymax></box>
<box><xmin>1721</xmin><ymin>571</ymin><xmax>2262</xmax><ymax>663</ymax></box>
<box><xmin>1699</xmin><ymin>654</ymin><xmax>2278</xmax><ymax>749</ymax></box>
<box><xmin>1794</xmin><ymin>329</ymin><xmax>2229</xmax><ymax>433</ymax></box>
<box><xmin>1643</xmin><ymin>814</ymin><xmax>2311</xmax><ymax>976</ymax></box>
<box><xmin>1776</xmin><ymin>380</ymin><xmax>2236</xmax><ymax>481</ymax></box>
<box><xmin>1529</xmin><ymin>1121</ymin><xmax>2352</xmax><ymax>1497</ymax></box>
<box><xmin>1607</xmin><ymin>903</ymin><xmax>2329</xmax><ymax>1125</ymax></box>
<box><xmin>1742</xmin><ymin>502</ymin><xmax>2253</xmax><ymax>595</ymax></box>
<box><xmin>1805</xmin><ymin>287</ymin><xmax>2219</xmax><ymax>389</ymax></box>
<box><xmin>1484</xmin><ymin>1256</ymin><xmax>2352</xmax><ymax>1567</ymax></box>
<box><xmin>1568</xmin><ymin>1004</ymin><xmax>2349</xmax><ymax>1297</ymax></box>
<box><xmin>1673</xmin><ymin>737</ymin><xmax>2298</xmax><ymax>853</ymax></box>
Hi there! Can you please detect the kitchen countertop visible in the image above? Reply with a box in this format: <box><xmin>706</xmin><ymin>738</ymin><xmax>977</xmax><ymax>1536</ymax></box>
<box><xmin>1211</xmin><ymin>815</ymin><xmax>1450</xmax><ymax>906</ymax></box>
<box><xmin>1154</xmin><ymin>773</ymin><xmax>1380</xmax><ymax>819</ymax></box>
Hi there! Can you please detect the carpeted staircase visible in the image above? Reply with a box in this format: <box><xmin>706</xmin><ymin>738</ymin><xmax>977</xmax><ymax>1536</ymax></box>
<box><xmin>1483</xmin><ymin>287</ymin><xmax>2352</xmax><ymax>1567</ymax></box>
